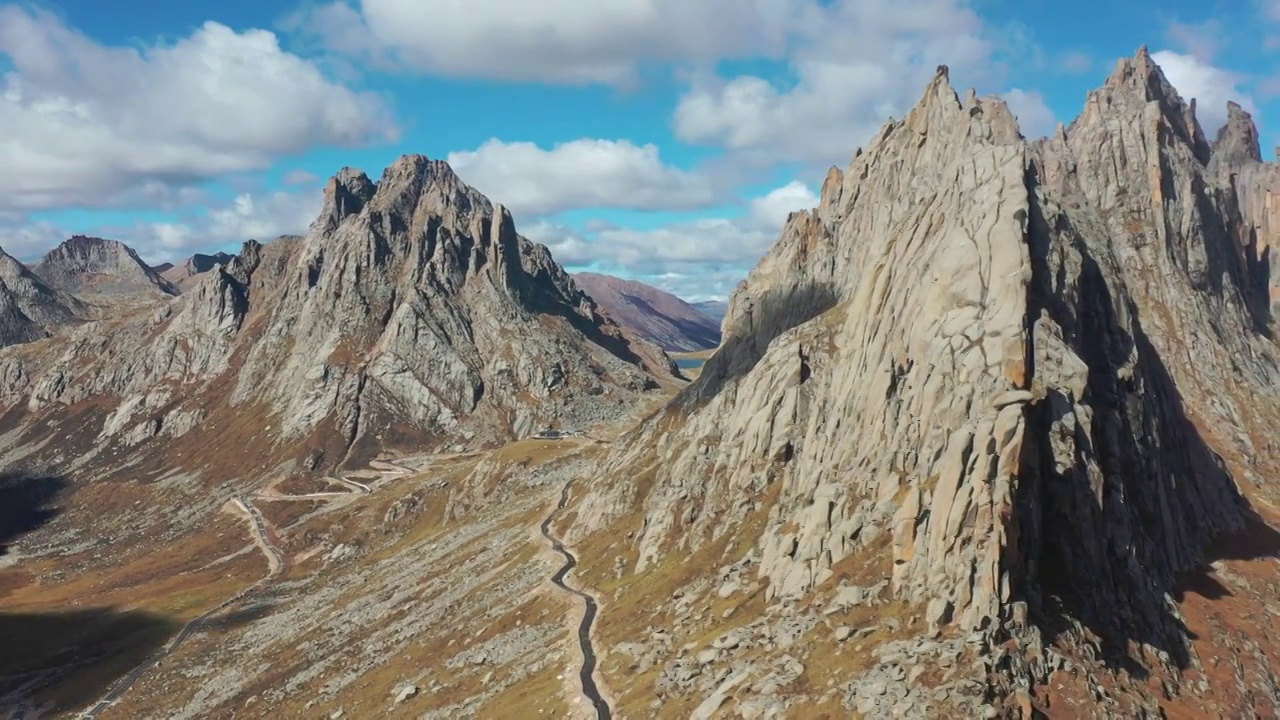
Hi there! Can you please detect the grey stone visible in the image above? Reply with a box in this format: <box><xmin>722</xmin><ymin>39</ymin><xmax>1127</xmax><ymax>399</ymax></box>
<box><xmin>393</xmin><ymin>684</ymin><xmax>418</xmax><ymax>705</ymax></box>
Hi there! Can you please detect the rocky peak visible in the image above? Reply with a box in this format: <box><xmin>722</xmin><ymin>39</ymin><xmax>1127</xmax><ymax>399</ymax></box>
<box><xmin>29</xmin><ymin>152</ymin><xmax>670</xmax><ymax>458</ymax></box>
<box><xmin>0</xmin><ymin>246</ymin><xmax>83</xmax><ymax>346</ymax></box>
<box><xmin>1211</xmin><ymin>100</ymin><xmax>1264</xmax><ymax>170</ymax></box>
<box><xmin>1077</xmin><ymin>47</ymin><xmax>1211</xmax><ymax>163</ymax></box>
<box><xmin>188</xmin><ymin>252</ymin><xmax>236</xmax><ymax>273</ymax></box>
<box><xmin>315</xmin><ymin>167</ymin><xmax>377</xmax><ymax>234</ymax></box>
<box><xmin>34</xmin><ymin>235</ymin><xmax>178</xmax><ymax>303</ymax></box>
<box><xmin>160</xmin><ymin>251</ymin><xmax>239</xmax><ymax>292</ymax></box>
<box><xmin>568</xmin><ymin>48</ymin><xmax>1280</xmax><ymax>716</ymax></box>
<box><xmin>367</xmin><ymin>154</ymin><xmax>492</xmax><ymax>234</ymax></box>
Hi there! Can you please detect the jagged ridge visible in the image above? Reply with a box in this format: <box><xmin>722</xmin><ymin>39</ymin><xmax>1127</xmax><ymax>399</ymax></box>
<box><xmin>567</xmin><ymin>50</ymin><xmax>1280</xmax><ymax>716</ymax></box>
<box><xmin>0</xmin><ymin>155</ymin><xmax>673</xmax><ymax>473</ymax></box>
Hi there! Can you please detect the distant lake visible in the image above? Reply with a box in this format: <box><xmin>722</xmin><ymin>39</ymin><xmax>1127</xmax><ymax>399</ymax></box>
<box><xmin>675</xmin><ymin>358</ymin><xmax>706</xmax><ymax>370</ymax></box>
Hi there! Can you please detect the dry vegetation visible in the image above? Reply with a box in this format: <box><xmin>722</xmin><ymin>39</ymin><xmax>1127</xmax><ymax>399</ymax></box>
<box><xmin>0</xmin><ymin>412</ymin><xmax>647</xmax><ymax>718</ymax></box>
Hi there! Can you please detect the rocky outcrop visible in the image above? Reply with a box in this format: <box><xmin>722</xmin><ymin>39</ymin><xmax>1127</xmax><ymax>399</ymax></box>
<box><xmin>160</xmin><ymin>252</ymin><xmax>237</xmax><ymax>292</ymax></box>
<box><xmin>0</xmin><ymin>156</ymin><xmax>673</xmax><ymax>471</ymax></box>
<box><xmin>570</xmin><ymin>50</ymin><xmax>1280</xmax><ymax>715</ymax></box>
<box><xmin>573</xmin><ymin>272</ymin><xmax>721</xmax><ymax>352</ymax></box>
<box><xmin>1206</xmin><ymin>100</ymin><xmax>1280</xmax><ymax>324</ymax></box>
<box><xmin>33</xmin><ymin>236</ymin><xmax>178</xmax><ymax>305</ymax></box>
<box><xmin>0</xmin><ymin>248</ymin><xmax>84</xmax><ymax>346</ymax></box>
<box><xmin>0</xmin><ymin>286</ymin><xmax>45</xmax><ymax>347</ymax></box>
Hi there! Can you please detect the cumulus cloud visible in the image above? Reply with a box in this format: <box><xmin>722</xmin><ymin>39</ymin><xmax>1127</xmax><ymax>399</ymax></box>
<box><xmin>289</xmin><ymin>0</ymin><xmax>796</xmax><ymax>85</ymax></box>
<box><xmin>1001</xmin><ymin>89</ymin><xmax>1057</xmax><ymax>139</ymax></box>
<box><xmin>0</xmin><ymin>220</ymin><xmax>65</xmax><ymax>262</ymax></box>
<box><xmin>746</xmin><ymin>181</ymin><xmax>820</xmax><ymax>230</ymax></box>
<box><xmin>0</xmin><ymin>6</ymin><xmax>395</xmax><ymax>213</ymax></box>
<box><xmin>528</xmin><ymin>217</ymin><xmax>773</xmax><ymax>301</ymax></box>
<box><xmin>120</xmin><ymin>191</ymin><xmax>322</xmax><ymax>262</ymax></box>
<box><xmin>522</xmin><ymin>179</ymin><xmax>818</xmax><ymax>299</ymax></box>
<box><xmin>287</xmin><ymin>0</ymin><xmax>1045</xmax><ymax>167</ymax></box>
<box><xmin>1</xmin><ymin>189</ymin><xmax>321</xmax><ymax>265</ymax></box>
<box><xmin>1151</xmin><ymin>50</ymin><xmax>1256</xmax><ymax>133</ymax></box>
<box><xmin>447</xmin><ymin>139</ymin><xmax>716</xmax><ymax>216</ymax></box>
<box><xmin>671</xmin><ymin>0</ymin><xmax>1000</xmax><ymax>163</ymax></box>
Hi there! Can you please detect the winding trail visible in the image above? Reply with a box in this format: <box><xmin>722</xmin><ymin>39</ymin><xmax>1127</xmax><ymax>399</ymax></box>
<box><xmin>76</xmin><ymin>461</ymin><xmax>413</xmax><ymax>719</ymax></box>
<box><xmin>78</xmin><ymin>496</ymin><xmax>284</xmax><ymax>720</ymax></box>
<box><xmin>541</xmin><ymin>481</ymin><xmax>612</xmax><ymax>720</ymax></box>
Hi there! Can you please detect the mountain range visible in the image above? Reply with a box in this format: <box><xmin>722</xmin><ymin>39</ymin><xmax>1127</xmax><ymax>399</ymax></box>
<box><xmin>140</xmin><ymin>254</ymin><xmax>726</xmax><ymax>355</ymax></box>
<box><xmin>1</xmin><ymin>48</ymin><xmax>1279</xmax><ymax>719</ymax></box>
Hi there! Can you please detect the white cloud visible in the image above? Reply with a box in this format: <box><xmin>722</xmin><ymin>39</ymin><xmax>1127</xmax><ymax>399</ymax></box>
<box><xmin>0</xmin><ymin>6</ymin><xmax>396</xmax><ymax>213</ymax></box>
<box><xmin>283</xmin><ymin>169</ymin><xmax>322</xmax><ymax>186</ymax></box>
<box><xmin>1151</xmin><ymin>50</ymin><xmax>1256</xmax><ymax>132</ymax></box>
<box><xmin>671</xmin><ymin>0</ymin><xmax>1000</xmax><ymax>163</ymax></box>
<box><xmin>0</xmin><ymin>220</ymin><xmax>65</xmax><ymax>262</ymax></box>
<box><xmin>1056</xmin><ymin>51</ymin><xmax>1093</xmax><ymax>74</ymax></box>
<box><xmin>291</xmin><ymin>0</ymin><xmax>797</xmax><ymax>85</ymax></box>
<box><xmin>523</xmin><ymin>179</ymin><xmax>817</xmax><ymax>300</ymax></box>
<box><xmin>1001</xmin><ymin>88</ymin><xmax>1057</xmax><ymax>139</ymax></box>
<box><xmin>447</xmin><ymin>139</ymin><xmax>716</xmax><ymax>216</ymax></box>
<box><xmin>281</xmin><ymin>2</ymin><xmax>388</xmax><ymax>64</ymax></box>
<box><xmin>1</xmin><ymin>189</ymin><xmax>321</xmax><ymax>265</ymax></box>
<box><xmin>529</xmin><ymin>217</ymin><xmax>776</xmax><ymax>301</ymax></box>
<box><xmin>746</xmin><ymin>181</ymin><xmax>819</xmax><ymax>230</ymax></box>
<box><xmin>121</xmin><ymin>190</ymin><xmax>322</xmax><ymax>262</ymax></box>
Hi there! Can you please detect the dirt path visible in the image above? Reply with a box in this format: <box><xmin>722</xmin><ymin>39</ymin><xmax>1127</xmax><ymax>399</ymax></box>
<box><xmin>77</xmin><ymin>459</ymin><xmax>413</xmax><ymax>718</ymax></box>
<box><xmin>540</xmin><ymin>481</ymin><xmax>612</xmax><ymax>720</ymax></box>
<box><xmin>78</xmin><ymin>496</ymin><xmax>285</xmax><ymax>720</ymax></box>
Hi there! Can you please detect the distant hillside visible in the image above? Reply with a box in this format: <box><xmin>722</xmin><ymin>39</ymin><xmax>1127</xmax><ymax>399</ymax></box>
<box><xmin>33</xmin><ymin>235</ymin><xmax>179</xmax><ymax>303</ymax></box>
<box><xmin>573</xmin><ymin>273</ymin><xmax>720</xmax><ymax>352</ymax></box>
<box><xmin>691</xmin><ymin>300</ymin><xmax>728</xmax><ymax>324</ymax></box>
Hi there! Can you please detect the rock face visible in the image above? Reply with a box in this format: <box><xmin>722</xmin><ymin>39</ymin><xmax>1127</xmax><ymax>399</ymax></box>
<box><xmin>33</xmin><ymin>235</ymin><xmax>178</xmax><ymax>304</ymax></box>
<box><xmin>570</xmin><ymin>49</ymin><xmax>1280</xmax><ymax>715</ymax></box>
<box><xmin>0</xmin><ymin>248</ymin><xmax>84</xmax><ymax>346</ymax></box>
<box><xmin>572</xmin><ymin>272</ymin><xmax>721</xmax><ymax>351</ymax></box>
<box><xmin>160</xmin><ymin>252</ymin><xmax>238</xmax><ymax>292</ymax></box>
<box><xmin>0</xmin><ymin>156</ymin><xmax>673</xmax><ymax>469</ymax></box>
<box><xmin>1206</xmin><ymin>100</ymin><xmax>1280</xmax><ymax>322</ymax></box>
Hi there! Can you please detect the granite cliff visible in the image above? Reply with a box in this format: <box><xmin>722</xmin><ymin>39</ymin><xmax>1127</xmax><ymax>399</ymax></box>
<box><xmin>564</xmin><ymin>49</ymin><xmax>1280</xmax><ymax>717</ymax></box>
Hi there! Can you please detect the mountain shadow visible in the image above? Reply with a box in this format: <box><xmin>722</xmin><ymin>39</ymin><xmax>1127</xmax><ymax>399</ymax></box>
<box><xmin>0</xmin><ymin>471</ymin><xmax>181</xmax><ymax>716</ymax></box>
<box><xmin>0</xmin><ymin>607</ymin><xmax>180</xmax><ymax>716</ymax></box>
<box><xmin>681</xmin><ymin>282</ymin><xmax>839</xmax><ymax>410</ymax></box>
<box><xmin>0</xmin><ymin>472</ymin><xmax>69</xmax><ymax>557</ymax></box>
<box><xmin>1002</xmin><ymin>191</ymin><xmax>1280</xmax><ymax>680</ymax></box>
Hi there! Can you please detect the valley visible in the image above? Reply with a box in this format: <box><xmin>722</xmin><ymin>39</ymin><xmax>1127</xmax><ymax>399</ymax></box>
<box><xmin>3</xmin><ymin>432</ymin><xmax>637</xmax><ymax>718</ymax></box>
<box><xmin>3</xmin><ymin>40</ymin><xmax>1280</xmax><ymax>720</ymax></box>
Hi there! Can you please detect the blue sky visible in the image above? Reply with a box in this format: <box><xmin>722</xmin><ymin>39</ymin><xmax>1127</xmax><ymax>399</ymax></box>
<box><xmin>0</xmin><ymin>0</ymin><xmax>1276</xmax><ymax>300</ymax></box>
